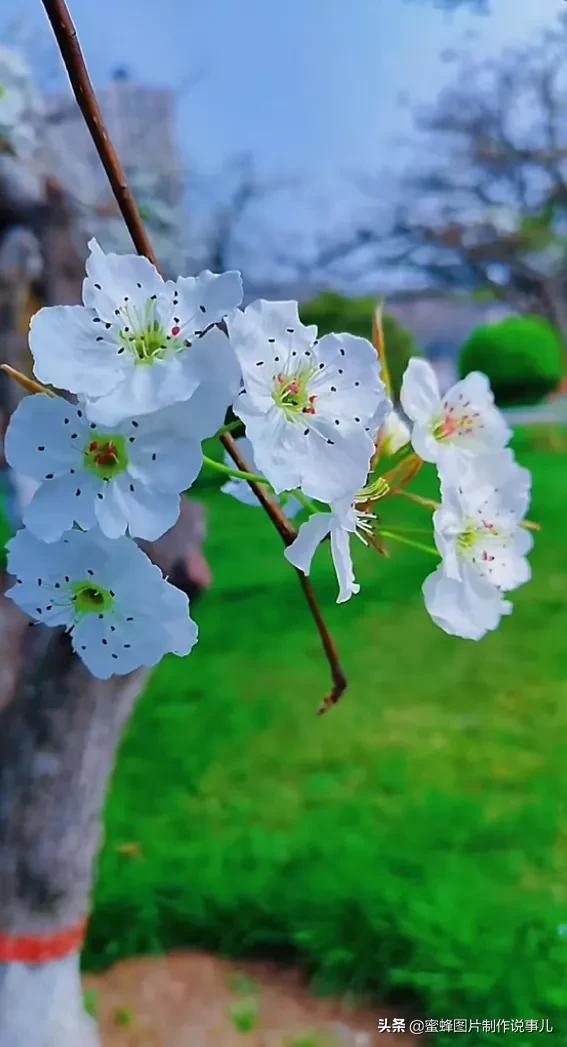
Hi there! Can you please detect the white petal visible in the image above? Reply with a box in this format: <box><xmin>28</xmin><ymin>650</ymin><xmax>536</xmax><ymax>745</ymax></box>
<box><xmin>423</xmin><ymin>564</ymin><xmax>508</xmax><ymax>640</ymax></box>
<box><xmin>178</xmin><ymin>327</ymin><xmax>241</xmax><ymax>435</ymax></box>
<box><xmin>111</xmin><ymin>476</ymin><xmax>181</xmax><ymax>541</ymax></box>
<box><xmin>400</xmin><ymin>358</ymin><xmax>441</xmax><ymax>424</ymax></box>
<box><xmin>237</xmin><ymin>405</ymin><xmax>303</xmax><ymax>494</ymax></box>
<box><xmin>408</xmin><ymin>424</ymin><xmax>442</xmax><ymax>464</ymax></box>
<box><xmin>174</xmin><ymin>269</ymin><xmax>242</xmax><ymax>334</ymax></box>
<box><xmin>4</xmin><ymin>395</ymin><xmax>84</xmax><ymax>478</ymax></box>
<box><xmin>379</xmin><ymin>410</ymin><xmax>410</xmax><ymax>456</ymax></box>
<box><xmin>82</xmin><ymin>239</ymin><xmax>164</xmax><ymax>319</ymax></box>
<box><xmin>71</xmin><ymin>613</ymin><xmax>164</xmax><ymax>679</ymax></box>
<box><xmin>330</xmin><ymin>524</ymin><xmax>359</xmax><ymax>603</ymax></box>
<box><xmin>126</xmin><ymin>403</ymin><xmax>204</xmax><ymax>492</ymax></box>
<box><xmin>30</xmin><ymin>305</ymin><xmax>125</xmax><ymax>397</ymax></box>
<box><xmin>85</xmin><ymin>354</ymin><xmax>195</xmax><ymax>424</ymax></box>
<box><xmin>228</xmin><ymin>300</ymin><xmax>316</xmax><ymax>388</ymax></box>
<box><xmin>312</xmin><ymin>333</ymin><xmax>387</xmax><ymax>428</ymax></box>
<box><xmin>284</xmin><ymin>513</ymin><xmax>333</xmax><ymax>575</ymax></box>
<box><xmin>298</xmin><ymin>420</ymin><xmax>375</xmax><ymax>503</ymax></box>
<box><xmin>158</xmin><ymin>581</ymin><xmax>199</xmax><ymax>657</ymax></box>
<box><xmin>443</xmin><ymin>371</ymin><xmax>511</xmax><ymax>455</ymax></box>
<box><xmin>92</xmin><ymin>483</ymin><xmax>128</xmax><ymax>539</ymax></box>
<box><xmin>23</xmin><ymin>472</ymin><xmax>98</xmax><ymax>542</ymax></box>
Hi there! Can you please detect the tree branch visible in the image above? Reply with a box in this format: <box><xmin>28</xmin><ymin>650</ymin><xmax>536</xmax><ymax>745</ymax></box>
<box><xmin>41</xmin><ymin>0</ymin><xmax>160</xmax><ymax>270</ymax></box>
<box><xmin>41</xmin><ymin>0</ymin><xmax>347</xmax><ymax>710</ymax></box>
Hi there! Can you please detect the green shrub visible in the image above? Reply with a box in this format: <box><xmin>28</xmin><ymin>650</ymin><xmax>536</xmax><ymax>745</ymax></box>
<box><xmin>300</xmin><ymin>293</ymin><xmax>420</xmax><ymax>401</ymax></box>
<box><xmin>459</xmin><ymin>316</ymin><xmax>564</xmax><ymax>406</ymax></box>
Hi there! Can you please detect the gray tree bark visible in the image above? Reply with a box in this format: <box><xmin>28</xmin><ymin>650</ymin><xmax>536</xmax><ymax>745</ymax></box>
<box><xmin>0</xmin><ymin>501</ymin><xmax>209</xmax><ymax>1046</ymax></box>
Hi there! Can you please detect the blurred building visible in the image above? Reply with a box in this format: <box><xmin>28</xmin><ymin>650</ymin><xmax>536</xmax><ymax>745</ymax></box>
<box><xmin>41</xmin><ymin>68</ymin><xmax>185</xmax><ymax>211</ymax></box>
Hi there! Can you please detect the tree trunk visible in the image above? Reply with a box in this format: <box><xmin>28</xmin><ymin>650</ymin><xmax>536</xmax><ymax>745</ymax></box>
<box><xmin>0</xmin><ymin>503</ymin><xmax>209</xmax><ymax>1045</ymax></box>
<box><xmin>0</xmin><ymin>621</ymin><xmax>149</xmax><ymax>1046</ymax></box>
<box><xmin>0</xmin><ymin>956</ymin><xmax>100</xmax><ymax>1046</ymax></box>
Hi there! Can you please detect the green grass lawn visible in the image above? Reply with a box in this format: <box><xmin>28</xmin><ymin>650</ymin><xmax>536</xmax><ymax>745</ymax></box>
<box><xmin>6</xmin><ymin>434</ymin><xmax>566</xmax><ymax>1041</ymax></box>
<box><xmin>80</xmin><ymin>432</ymin><xmax>567</xmax><ymax>1039</ymax></box>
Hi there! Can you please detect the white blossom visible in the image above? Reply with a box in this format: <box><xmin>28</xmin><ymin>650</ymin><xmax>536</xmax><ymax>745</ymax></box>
<box><xmin>423</xmin><ymin>450</ymin><xmax>532</xmax><ymax>640</ymax></box>
<box><xmin>5</xmin><ymin>394</ymin><xmax>208</xmax><ymax>542</ymax></box>
<box><xmin>285</xmin><ymin>496</ymin><xmax>376</xmax><ymax>603</ymax></box>
<box><xmin>30</xmin><ymin>239</ymin><xmax>243</xmax><ymax>425</ymax></box>
<box><xmin>228</xmin><ymin>300</ymin><xmax>391</xmax><ymax>504</ymax></box>
<box><xmin>378</xmin><ymin>408</ymin><xmax>410</xmax><ymax>457</ymax></box>
<box><xmin>400</xmin><ymin>358</ymin><xmax>510</xmax><ymax>465</ymax></box>
<box><xmin>221</xmin><ymin>436</ymin><xmax>301</xmax><ymax>518</ymax></box>
<box><xmin>6</xmin><ymin>528</ymin><xmax>198</xmax><ymax>678</ymax></box>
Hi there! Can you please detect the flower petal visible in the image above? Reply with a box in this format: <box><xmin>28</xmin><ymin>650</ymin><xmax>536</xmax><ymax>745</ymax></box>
<box><xmin>23</xmin><ymin>472</ymin><xmax>98</xmax><ymax>542</ymax></box>
<box><xmin>82</xmin><ymin>238</ymin><xmax>164</xmax><ymax>319</ymax></box>
<box><xmin>174</xmin><ymin>269</ymin><xmax>243</xmax><ymax>335</ymax></box>
<box><xmin>284</xmin><ymin>513</ymin><xmax>333</xmax><ymax>575</ymax></box>
<box><xmin>30</xmin><ymin>305</ymin><xmax>126</xmax><ymax>397</ymax></box>
<box><xmin>4</xmin><ymin>394</ymin><xmax>84</xmax><ymax>478</ymax></box>
<box><xmin>400</xmin><ymin>358</ymin><xmax>441</xmax><ymax>424</ymax></box>
<box><xmin>330</xmin><ymin>524</ymin><xmax>359</xmax><ymax>603</ymax></box>
<box><xmin>423</xmin><ymin>564</ymin><xmax>509</xmax><ymax>640</ymax></box>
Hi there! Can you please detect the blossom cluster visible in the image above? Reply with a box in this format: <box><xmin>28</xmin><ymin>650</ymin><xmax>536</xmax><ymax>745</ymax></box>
<box><xmin>5</xmin><ymin>240</ymin><xmax>394</xmax><ymax>676</ymax></box>
<box><xmin>401</xmin><ymin>359</ymin><xmax>532</xmax><ymax>639</ymax></box>
<box><xmin>4</xmin><ymin>236</ymin><xmax>533</xmax><ymax>677</ymax></box>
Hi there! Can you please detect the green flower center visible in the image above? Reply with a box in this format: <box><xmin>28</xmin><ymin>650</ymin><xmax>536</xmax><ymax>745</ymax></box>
<box><xmin>71</xmin><ymin>582</ymin><xmax>115</xmax><ymax>617</ymax></box>
<box><xmin>118</xmin><ymin>300</ymin><xmax>186</xmax><ymax>365</ymax></box>
<box><xmin>273</xmin><ymin>368</ymin><xmax>318</xmax><ymax>418</ymax></box>
<box><xmin>84</xmin><ymin>434</ymin><xmax>128</xmax><ymax>480</ymax></box>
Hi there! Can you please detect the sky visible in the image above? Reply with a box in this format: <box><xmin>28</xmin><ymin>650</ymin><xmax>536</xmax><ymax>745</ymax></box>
<box><xmin>1</xmin><ymin>0</ymin><xmax>564</xmax><ymax>277</ymax></box>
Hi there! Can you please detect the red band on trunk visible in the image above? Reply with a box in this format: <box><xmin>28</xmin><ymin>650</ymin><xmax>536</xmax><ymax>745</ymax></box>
<box><xmin>0</xmin><ymin>921</ymin><xmax>87</xmax><ymax>964</ymax></box>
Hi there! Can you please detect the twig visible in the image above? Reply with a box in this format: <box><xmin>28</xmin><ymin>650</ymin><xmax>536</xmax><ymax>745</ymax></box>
<box><xmin>41</xmin><ymin>0</ymin><xmax>348</xmax><ymax>711</ymax></box>
<box><xmin>41</xmin><ymin>0</ymin><xmax>159</xmax><ymax>269</ymax></box>
<box><xmin>221</xmin><ymin>434</ymin><xmax>347</xmax><ymax>712</ymax></box>
<box><xmin>1</xmin><ymin>364</ymin><xmax>57</xmax><ymax>397</ymax></box>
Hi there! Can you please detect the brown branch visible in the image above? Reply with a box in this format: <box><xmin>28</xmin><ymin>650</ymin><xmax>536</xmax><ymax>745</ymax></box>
<box><xmin>221</xmin><ymin>433</ymin><xmax>347</xmax><ymax>713</ymax></box>
<box><xmin>41</xmin><ymin>0</ymin><xmax>159</xmax><ymax>270</ymax></box>
<box><xmin>220</xmin><ymin>433</ymin><xmax>296</xmax><ymax>546</ymax></box>
<box><xmin>42</xmin><ymin>0</ymin><xmax>348</xmax><ymax>711</ymax></box>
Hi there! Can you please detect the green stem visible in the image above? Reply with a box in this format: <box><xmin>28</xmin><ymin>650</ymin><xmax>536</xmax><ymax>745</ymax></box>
<box><xmin>395</xmin><ymin>489</ymin><xmax>440</xmax><ymax>512</ymax></box>
<box><xmin>292</xmin><ymin>490</ymin><xmax>318</xmax><ymax>515</ymax></box>
<box><xmin>381</xmin><ymin>525</ymin><xmax>436</xmax><ymax>536</ymax></box>
<box><xmin>378</xmin><ymin>529</ymin><xmax>440</xmax><ymax>558</ymax></box>
<box><xmin>216</xmin><ymin>419</ymin><xmax>242</xmax><ymax>436</ymax></box>
<box><xmin>202</xmin><ymin>455</ymin><xmax>270</xmax><ymax>487</ymax></box>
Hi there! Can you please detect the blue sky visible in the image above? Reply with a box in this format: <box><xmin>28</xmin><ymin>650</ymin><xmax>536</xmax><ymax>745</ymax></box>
<box><xmin>2</xmin><ymin>0</ymin><xmax>564</xmax><ymax>270</ymax></box>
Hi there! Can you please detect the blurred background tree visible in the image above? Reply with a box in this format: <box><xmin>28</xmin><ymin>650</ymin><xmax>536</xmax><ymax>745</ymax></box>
<box><xmin>307</xmin><ymin>14</ymin><xmax>567</xmax><ymax>350</ymax></box>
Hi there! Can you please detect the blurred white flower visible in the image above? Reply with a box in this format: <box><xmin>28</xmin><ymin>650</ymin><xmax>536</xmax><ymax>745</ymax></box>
<box><xmin>378</xmin><ymin>408</ymin><xmax>410</xmax><ymax>457</ymax></box>
<box><xmin>229</xmin><ymin>299</ymin><xmax>390</xmax><ymax>503</ymax></box>
<box><xmin>6</xmin><ymin>528</ymin><xmax>198</xmax><ymax>678</ymax></box>
<box><xmin>423</xmin><ymin>451</ymin><xmax>532</xmax><ymax>640</ymax></box>
<box><xmin>401</xmin><ymin>358</ymin><xmax>510</xmax><ymax>465</ymax></box>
